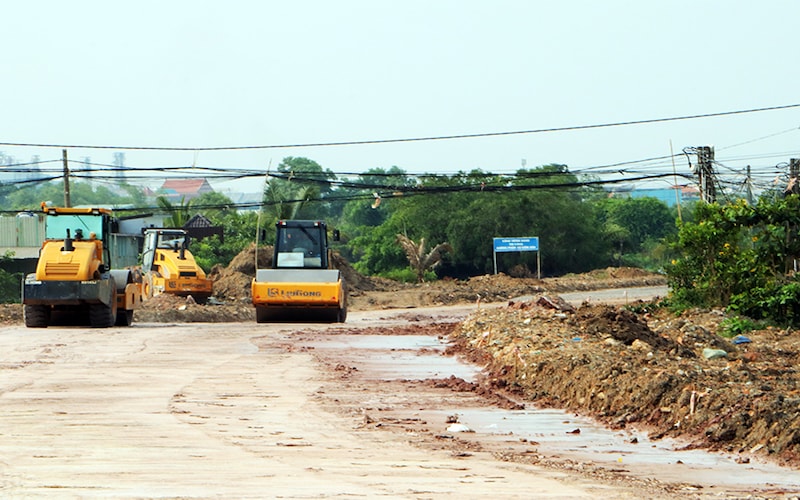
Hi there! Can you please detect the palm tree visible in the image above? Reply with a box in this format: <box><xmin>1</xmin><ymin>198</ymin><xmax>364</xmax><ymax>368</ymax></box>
<box><xmin>264</xmin><ymin>182</ymin><xmax>317</xmax><ymax>220</ymax></box>
<box><xmin>396</xmin><ymin>234</ymin><xmax>453</xmax><ymax>282</ymax></box>
<box><xmin>156</xmin><ymin>195</ymin><xmax>192</xmax><ymax>227</ymax></box>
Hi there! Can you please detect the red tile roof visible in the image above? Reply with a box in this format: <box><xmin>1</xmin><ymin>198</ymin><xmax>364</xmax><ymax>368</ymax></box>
<box><xmin>160</xmin><ymin>178</ymin><xmax>214</xmax><ymax>197</ymax></box>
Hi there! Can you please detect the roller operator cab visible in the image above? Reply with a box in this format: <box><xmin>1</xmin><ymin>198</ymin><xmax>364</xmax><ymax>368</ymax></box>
<box><xmin>141</xmin><ymin>228</ymin><xmax>213</xmax><ymax>303</ymax></box>
<box><xmin>22</xmin><ymin>205</ymin><xmax>142</xmax><ymax>328</ymax></box>
<box><xmin>251</xmin><ymin>220</ymin><xmax>347</xmax><ymax>323</ymax></box>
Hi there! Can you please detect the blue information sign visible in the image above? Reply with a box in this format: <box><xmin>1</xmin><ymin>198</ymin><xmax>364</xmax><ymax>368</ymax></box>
<box><xmin>493</xmin><ymin>237</ymin><xmax>539</xmax><ymax>253</ymax></box>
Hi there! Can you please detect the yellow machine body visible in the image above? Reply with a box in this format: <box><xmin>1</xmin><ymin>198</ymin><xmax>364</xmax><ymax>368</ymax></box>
<box><xmin>142</xmin><ymin>229</ymin><xmax>213</xmax><ymax>302</ymax></box>
<box><xmin>251</xmin><ymin>220</ymin><xmax>347</xmax><ymax>323</ymax></box>
<box><xmin>22</xmin><ymin>205</ymin><xmax>142</xmax><ymax>328</ymax></box>
<box><xmin>34</xmin><ymin>238</ymin><xmax>103</xmax><ymax>281</ymax></box>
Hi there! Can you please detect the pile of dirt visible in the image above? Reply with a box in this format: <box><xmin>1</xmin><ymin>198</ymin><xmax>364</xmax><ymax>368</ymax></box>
<box><xmin>425</xmin><ymin>267</ymin><xmax>668</xmax><ymax>305</ymax></box>
<box><xmin>347</xmin><ymin>267</ymin><xmax>667</xmax><ymax>310</ymax></box>
<box><xmin>204</xmin><ymin>248</ymin><xmax>667</xmax><ymax>309</ymax></box>
<box><xmin>135</xmin><ymin>293</ymin><xmax>254</xmax><ymax>323</ymax></box>
<box><xmin>0</xmin><ymin>263</ymin><xmax>666</xmax><ymax>324</ymax></box>
<box><xmin>204</xmin><ymin>243</ymin><xmax>270</xmax><ymax>301</ymax></box>
<box><xmin>330</xmin><ymin>251</ymin><xmax>387</xmax><ymax>292</ymax></box>
<box><xmin>448</xmin><ymin>297</ymin><xmax>800</xmax><ymax>467</ymax></box>
<box><xmin>543</xmin><ymin>267</ymin><xmax>668</xmax><ymax>292</ymax></box>
<box><xmin>227</xmin><ymin>242</ymin><xmax>273</xmax><ymax>275</ymax></box>
<box><xmin>2</xmin><ymin>245</ymin><xmax>667</xmax><ymax>325</ymax></box>
<box><xmin>436</xmin><ymin>274</ymin><xmax>545</xmax><ymax>303</ymax></box>
<box><xmin>0</xmin><ymin>304</ymin><xmax>22</xmax><ymax>325</ymax></box>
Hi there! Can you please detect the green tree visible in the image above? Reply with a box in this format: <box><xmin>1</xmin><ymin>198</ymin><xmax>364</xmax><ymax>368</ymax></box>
<box><xmin>191</xmin><ymin>191</ymin><xmax>239</xmax><ymax>221</ymax></box>
<box><xmin>504</xmin><ymin>165</ymin><xmax>607</xmax><ymax>275</ymax></box>
<box><xmin>600</xmin><ymin>197</ymin><xmax>675</xmax><ymax>251</ymax></box>
<box><xmin>156</xmin><ymin>195</ymin><xmax>192</xmax><ymax>227</ymax></box>
<box><xmin>604</xmin><ymin>222</ymin><xmax>632</xmax><ymax>266</ymax></box>
<box><xmin>0</xmin><ymin>251</ymin><xmax>21</xmax><ymax>303</ymax></box>
<box><xmin>263</xmin><ymin>157</ymin><xmax>337</xmax><ymax>220</ymax></box>
<box><xmin>339</xmin><ymin>166</ymin><xmax>412</xmax><ymax>227</ymax></box>
<box><xmin>597</xmin><ymin>196</ymin><xmax>677</xmax><ymax>269</ymax></box>
<box><xmin>5</xmin><ymin>180</ymin><xmax>146</xmax><ymax>211</ymax></box>
<box><xmin>343</xmin><ymin>165</ymin><xmax>609</xmax><ymax>278</ymax></box>
<box><xmin>183</xmin><ymin>192</ymin><xmax>259</xmax><ymax>271</ymax></box>
<box><xmin>353</xmin><ymin>170</ymin><xmax>493</xmax><ymax>277</ymax></box>
<box><xmin>335</xmin><ymin>166</ymin><xmax>415</xmax><ymax>263</ymax></box>
<box><xmin>667</xmin><ymin>196</ymin><xmax>800</xmax><ymax>325</ymax></box>
<box><xmin>347</xmin><ymin>214</ymin><xmax>409</xmax><ymax>276</ymax></box>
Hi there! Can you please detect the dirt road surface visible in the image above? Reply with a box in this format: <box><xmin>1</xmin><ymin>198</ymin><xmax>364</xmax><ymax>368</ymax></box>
<box><xmin>1</xmin><ymin>309</ymin><xmax>643</xmax><ymax>499</ymax></box>
<box><xmin>2</xmin><ymin>287</ymin><xmax>798</xmax><ymax>498</ymax></box>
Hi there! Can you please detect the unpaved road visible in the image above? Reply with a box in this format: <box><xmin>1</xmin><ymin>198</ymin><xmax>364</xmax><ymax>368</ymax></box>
<box><xmin>1</xmin><ymin>309</ymin><xmax>631</xmax><ymax>498</ymax></box>
<box><xmin>1</xmin><ymin>297</ymin><xmax>797</xmax><ymax>498</ymax></box>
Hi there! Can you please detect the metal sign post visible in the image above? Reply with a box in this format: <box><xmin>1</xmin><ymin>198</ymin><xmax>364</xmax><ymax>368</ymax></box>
<box><xmin>493</xmin><ymin>237</ymin><xmax>540</xmax><ymax>278</ymax></box>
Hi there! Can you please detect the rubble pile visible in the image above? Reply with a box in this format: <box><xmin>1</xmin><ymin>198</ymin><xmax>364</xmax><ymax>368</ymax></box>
<box><xmin>449</xmin><ymin>297</ymin><xmax>800</xmax><ymax>466</ymax></box>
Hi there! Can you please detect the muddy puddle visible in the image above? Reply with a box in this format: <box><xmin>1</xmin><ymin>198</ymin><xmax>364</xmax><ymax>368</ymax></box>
<box><xmin>303</xmin><ymin>334</ymin><xmax>481</xmax><ymax>381</ymax></box>
<box><xmin>440</xmin><ymin>407</ymin><xmax>799</xmax><ymax>490</ymax></box>
<box><xmin>302</xmin><ymin>333</ymin><xmax>800</xmax><ymax>493</ymax></box>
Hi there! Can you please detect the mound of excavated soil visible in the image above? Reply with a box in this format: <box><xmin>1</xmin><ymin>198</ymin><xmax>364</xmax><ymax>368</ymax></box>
<box><xmin>224</xmin><ymin>242</ymin><xmax>273</xmax><ymax>275</ymax></box>
<box><xmin>330</xmin><ymin>251</ymin><xmax>384</xmax><ymax>292</ymax></box>
<box><xmin>0</xmin><ymin>304</ymin><xmax>21</xmax><ymax>325</ymax></box>
<box><xmin>135</xmin><ymin>293</ymin><xmax>254</xmax><ymax>323</ymax></box>
<box><xmin>131</xmin><ymin>260</ymin><xmax>669</xmax><ymax>320</ymax></box>
<box><xmin>204</xmin><ymin>243</ymin><xmax>271</xmax><ymax>301</ymax></box>
<box><xmin>448</xmin><ymin>298</ymin><xmax>800</xmax><ymax>467</ymax></box>
<box><xmin>2</xmin><ymin>263</ymin><xmax>666</xmax><ymax>324</ymax></box>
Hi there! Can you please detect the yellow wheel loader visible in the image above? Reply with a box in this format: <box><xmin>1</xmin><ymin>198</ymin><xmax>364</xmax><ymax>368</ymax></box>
<box><xmin>251</xmin><ymin>220</ymin><xmax>347</xmax><ymax>323</ymax></box>
<box><xmin>22</xmin><ymin>205</ymin><xmax>142</xmax><ymax>328</ymax></box>
<box><xmin>141</xmin><ymin>228</ymin><xmax>213</xmax><ymax>303</ymax></box>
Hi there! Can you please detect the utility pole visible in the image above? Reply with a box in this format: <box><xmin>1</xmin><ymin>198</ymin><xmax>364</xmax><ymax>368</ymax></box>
<box><xmin>786</xmin><ymin>159</ymin><xmax>800</xmax><ymax>274</ymax></box>
<box><xmin>62</xmin><ymin>149</ymin><xmax>71</xmax><ymax>208</ymax></box>
<box><xmin>786</xmin><ymin>159</ymin><xmax>800</xmax><ymax>197</ymax></box>
<box><xmin>696</xmin><ymin>146</ymin><xmax>716</xmax><ymax>203</ymax></box>
<box><xmin>746</xmin><ymin>165</ymin><xmax>754</xmax><ymax>205</ymax></box>
<box><xmin>669</xmin><ymin>140</ymin><xmax>682</xmax><ymax>221</ymax></box>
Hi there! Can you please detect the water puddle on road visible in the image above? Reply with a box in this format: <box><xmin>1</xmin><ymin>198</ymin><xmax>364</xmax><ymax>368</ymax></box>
<box><xmin>304</xmin><ymin>334</ymin><xmax>480</xmax><ymax>381</ymax></box>
<box><xmin>302</xmin><ymin>333</ymin><xmax>800</xmax><ymax>492</ymax></box>
<box><xmin>446</xmin><ymin>407</ymin><xmax>799</xmax><ymax>490</ymax></box>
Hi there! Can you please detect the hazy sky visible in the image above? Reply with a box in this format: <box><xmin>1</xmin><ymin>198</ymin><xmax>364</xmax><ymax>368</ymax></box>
<box><xmin>2</xmin><ymin>1</ymin><xmax>799</xmax><ymax>195</ymax></box>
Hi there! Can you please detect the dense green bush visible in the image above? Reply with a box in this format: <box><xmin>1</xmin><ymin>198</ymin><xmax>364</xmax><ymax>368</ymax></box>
<box><xmin>0</xmin><ymin>252</ymin><xmax>22</xmax><ymax>303</ymax></box>
<box><xmin>666</xmin><ymin>196</ymin><xmax>800</xmax><ymax>326</ymax></box>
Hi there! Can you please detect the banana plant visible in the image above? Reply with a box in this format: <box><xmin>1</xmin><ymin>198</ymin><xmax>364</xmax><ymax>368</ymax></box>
<box><xmin>396</xmin><ymin>234</ymin><xmax>453</xmax><ymax>282</ymax></box>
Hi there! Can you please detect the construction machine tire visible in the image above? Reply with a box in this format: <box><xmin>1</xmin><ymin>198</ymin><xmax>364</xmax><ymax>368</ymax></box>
<box><xmin>90</xmin><ymin>277</ymin><xmax>118</xmax><ymax>328</ymax></box>
<box><xmin>255</xmin><ymin>306</ymin><xmax>271</xmax><ymax>324</ymax></box>
<box><xmin>130</xmin><ymin>267</ymin><xmax>143</xmax><ymax>287</ymax></box>
<box><xmin>24</xmin><ymin>304</ymin><xmax>51</xmax><ymax>328</ymax></box>
<box><xmin>192</xmin><ymin>294</ymin><xmax>210</xmax><ymax>305</ymax></box>
<box><xmin>143</xmin><ymin>273</ymin><xmax>155</xmax><ymax>299</ymax></box>
<box><xmin>337</xmin><ymin>281</ymin><xmax>348</xmax><ymax>323</ymax></box>
<box><xmin>110</xmin><ymin>270</ymin><xmax>137</xmax><ymax>327</ymax></box>
<box><xmin>115</xmin><ymin>309</ymin><xmax>134</xmax><ymax>327</ymax></box>
<box><xmin>89</xmin><ymin>302</ymin><xmax>116</xmax><ymax>328</ymax></box>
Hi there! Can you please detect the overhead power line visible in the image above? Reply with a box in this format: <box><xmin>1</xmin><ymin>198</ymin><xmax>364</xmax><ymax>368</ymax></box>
<box><xmin>0</xmin><ymin>170</ymin><xmax>697</xmax><ymax>216</ymax></box>
<box><xmin>0</xmin><ymin>103</ymin><xmax>798</xmax><ymax>151</ymax></box>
